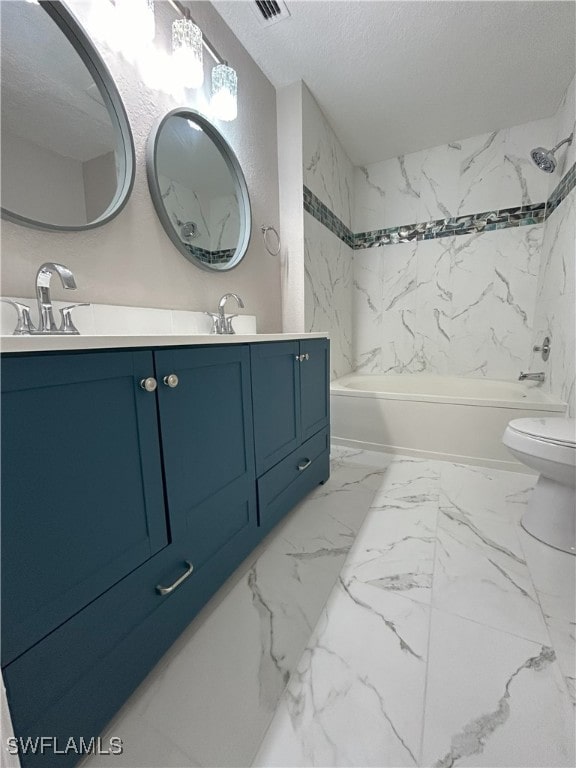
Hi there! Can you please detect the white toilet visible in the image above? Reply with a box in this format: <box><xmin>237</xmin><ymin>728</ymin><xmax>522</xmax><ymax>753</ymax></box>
<box><xmin>503</xmin><ymin>417</ymin><xmax>576</xmax><ymax>555</ymax></box>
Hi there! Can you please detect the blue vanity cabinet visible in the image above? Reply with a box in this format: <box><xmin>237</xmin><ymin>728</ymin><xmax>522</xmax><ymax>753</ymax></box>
<box><xmin>1</xmin><ymin>337</ymin><xmax>327</xmax><ymax>768</ymax></box>
<box><xmin>1</xmin><ymin>350</ymin><xmax>168</xmax><ymax>668</ymax></box>
<box><xmin>251</xmin><ymin>338</ymin><xmax>330</xmax><ymax>532</ymax></box>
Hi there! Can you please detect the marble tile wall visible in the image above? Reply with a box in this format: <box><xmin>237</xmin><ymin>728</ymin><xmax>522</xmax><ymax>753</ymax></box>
<box><xmin>350</xmin><ymin>98</ymin><xmax>576</xmax><ymax>383</ymax></box>
<box><xmin>545</xmin><ymin>75</ymin><xmax>576</xmax><ymax>199</ymax></box>
<box><xmin>300</xmin><ymin>75</ymin><xmax>575</xmax><ymax>386</ymax></box>
<box><xmin>353</xmin><ymin>225</ymin><xmax>543</xmax><ymax>378</ymax></box>
<box><xmin>353</xmin><ymin>118</ymin><xmax>554</xmax><ymax>234</ymax></box>
<box><xmin>302</xmin><ymin>85</ymin><xmax>355</xmax><ymax>379</ymax></box>
<box><xmin>529</xmin><ymin>76</ymin><xmax>576</xmax><ymax>416</ymax></box>
<box><xmin>529</xmin><ymin>186</ymin><xmax>576</xmax><ymax>416</ymax></box>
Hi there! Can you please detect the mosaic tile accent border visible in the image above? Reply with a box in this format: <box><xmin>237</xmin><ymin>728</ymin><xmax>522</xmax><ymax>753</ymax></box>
<box><xmin>184</xmin><ymin>244</ymin><xmax>236</xmax><ymax>265</ymax></box>
<box><xmin>303</xmin><ymin>161</ymin><xmax>576</xmax><ymax>249</ymax></box>
<box><xmin>354</xmin><ymin>203</ymin><xmax>546</xmax><ymax>249</ymax></box>
<box><xmin>547</xmin><ymin>160</ymin><xmax>576</xmax><ymax>218</ymax></box>
<box><xmin>303</xmin><ymin>186</ymin><xmax>354</xmax><ymax>247</ymax></box>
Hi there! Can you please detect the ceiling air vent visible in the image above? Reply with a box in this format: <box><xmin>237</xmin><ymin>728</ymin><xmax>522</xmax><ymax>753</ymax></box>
<box><xmin>252</xmin><ymin>0</ymin><xmax>290</xmax><ymax>27</ymax></box>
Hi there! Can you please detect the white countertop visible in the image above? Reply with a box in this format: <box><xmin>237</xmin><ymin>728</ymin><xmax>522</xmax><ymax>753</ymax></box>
<box><xmin>0</xmin><ymin>332</ymin><xmax>329</xmax><ymax>354</ymax></box>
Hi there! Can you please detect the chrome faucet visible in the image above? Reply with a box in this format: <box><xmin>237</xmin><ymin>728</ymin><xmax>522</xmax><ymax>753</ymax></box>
<box><xmin>206</xmin><ymin>293</ymin><xmax>245</xmax><ymax>334</ymax></box>
<box><xmin>36</xmin><ymin>263</ymin><xmax>78</xmax><ymax>333</ymax></box>
<box><xmin>1</xmin><ymin>263</ymin><xmax>88</xmax><ymax>335</ymax></box>
<box><xmin>519</xmin><ymin>371</ymin><xmax>545</xmax><ymax>382</ymax></box>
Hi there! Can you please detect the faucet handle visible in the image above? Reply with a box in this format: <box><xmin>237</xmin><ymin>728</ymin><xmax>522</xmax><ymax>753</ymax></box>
<box><xmin>0</xmin><ymin>298</ymin><xmax>36</xmax><ymax>335</ymax></box>
<box><xmin>204</xmin><ymin>312</ymin><xmax>223</xmax><ymax>334</ymax></box>
<box><xmin>59</xmin><ymin>303</ymin><xmax>90</xmax><ymax>335</ymax></box>
<box><xmin>225</xmin><ymin>314</ymin><xmax>238</xmax><ymax>335</ymax></box>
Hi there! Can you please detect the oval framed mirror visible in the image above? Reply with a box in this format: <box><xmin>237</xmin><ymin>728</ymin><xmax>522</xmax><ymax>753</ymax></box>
<box><xmin>146</xmin><ymin>108</ymin><xmax>251</xmax><ymax>272</ymax></box>
<box><xmin>0</xmin><ymin>0</ymin><xmax>135</xmax><ymax>231</ymax></box>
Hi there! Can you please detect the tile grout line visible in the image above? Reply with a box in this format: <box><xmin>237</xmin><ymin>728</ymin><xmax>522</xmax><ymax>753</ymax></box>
<box><xmin>417</xmin><ymin>463</ymin><xmax>442</xmax><ymax>767</ymax></box>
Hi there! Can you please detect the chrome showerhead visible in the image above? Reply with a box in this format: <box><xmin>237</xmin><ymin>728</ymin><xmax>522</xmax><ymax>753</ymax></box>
<box><xmin>530</xmin><ymin>133</ymin><xmax>573</xmax><ymax>173</ymax></box>
<box><xmin>530</xmin><ymin>147</ymin><xmax>557</xmax><ymax>173</ymax></box>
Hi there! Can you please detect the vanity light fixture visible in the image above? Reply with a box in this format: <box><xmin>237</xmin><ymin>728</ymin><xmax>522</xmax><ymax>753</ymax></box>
<box><xmin>172</xmin><ymin>14</ymin><xmax>204</xmax><ymax>89</ymax></box>
<box><xmin>167</xmin><ymin>0</ymin><xmax>238</xmax><ymax>121</ymax></box>
<box><xmin>211</xmin><ymin>63</ymin><xmax>237</xmax><ymax>122</ymax></box>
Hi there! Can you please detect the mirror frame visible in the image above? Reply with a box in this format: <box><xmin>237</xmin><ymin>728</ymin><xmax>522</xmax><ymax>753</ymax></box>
<box><xmin>0</xmin><ymin>0</ymin><xmax>136</xmax><ymax>232</ymax></box>
<box><xmin>146</xmin><ymin>108</ymin><xmax>251</xmax><ymax>272</ymax></box>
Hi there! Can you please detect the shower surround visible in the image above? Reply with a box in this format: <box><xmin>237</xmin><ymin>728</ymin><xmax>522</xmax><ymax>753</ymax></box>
<box><xmin>301</xmin><ymin>77</ymin><xmax>575</xmax><ymax>415</ymax></box>
<box><xmin>352</xmin><ymin>118</ymin><xmax>553</xmax><ymax>381</ymax></box>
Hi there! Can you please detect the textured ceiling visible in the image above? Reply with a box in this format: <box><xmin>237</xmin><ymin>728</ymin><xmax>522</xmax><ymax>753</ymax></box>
<box><xmin>212</xmin><ymin>0</ymin><xmax>576</xmax><ymax>165</ymax></box>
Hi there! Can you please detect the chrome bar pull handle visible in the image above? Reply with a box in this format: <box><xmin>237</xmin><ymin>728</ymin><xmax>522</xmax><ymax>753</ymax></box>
<box><xmin>140</xmin><ymin>377</ymin><xmax>157</xmax><ymax>392</ymax></box>
<box><xmin>163</xmin><ymin>374</ymin><xmax>179</xmax><ymax>388</ymax></box>
<box><xmin>156</xmin><ymin>561</ymin><xmax>194</xmax><ymax>596</ymax></box>
<box><xmin>297</xmin><ymin>458</ymin><xmax>312</xmax><ymax>471</ymax></box>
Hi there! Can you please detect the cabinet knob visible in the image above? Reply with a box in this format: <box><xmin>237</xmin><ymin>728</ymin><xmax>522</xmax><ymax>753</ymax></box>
<box><xmin>304</xmin><ymin>353</ymin><xmax>310</xmax><ymax>361</ymax></box>
<box><xmin>139</xmin><ymin>377</ymin><xmax>158</xmax><ymax>392</ymax></box>
<box><xmin>163</xmin><ymin>373</ymin><xmax>179</xmax><ymax>388</ymax></box>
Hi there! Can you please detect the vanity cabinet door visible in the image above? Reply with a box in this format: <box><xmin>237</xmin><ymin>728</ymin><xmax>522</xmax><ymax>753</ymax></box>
<box><xmin>154</xmin><ymin>345</ymin><xmax>257</xmax><ymax>571</ymax></box>
<box><xmin>300</xmin><ymin>338</ymin><xmax>329</xmax><ymax>442</ymax></box>
<box><xmin>251</xmin><ymin>341</ymin><xmax>301</xmax><ymax>475</ymax></box>
<box><xmin>1</xmin><ymin>351</ymin><xmax>168</xmax><ymax>667</ymax></box>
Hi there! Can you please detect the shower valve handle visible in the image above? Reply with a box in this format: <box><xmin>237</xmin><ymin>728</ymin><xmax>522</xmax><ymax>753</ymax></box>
<box><xmin>533</xmin><ymin>336</ymin><xmax>551</xmax><ymax>361</ymax></box>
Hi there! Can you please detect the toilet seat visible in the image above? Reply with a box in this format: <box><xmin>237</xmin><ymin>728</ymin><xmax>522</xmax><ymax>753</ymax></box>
<box><xmin>503</xmin><ymin>418</ymin><xmax>576</xmax><ymax>469</ymax></box>
<box><xmin>507</xmin><ymin>418</ymin><xmax>576</xmax><ymax>447</ymax></box>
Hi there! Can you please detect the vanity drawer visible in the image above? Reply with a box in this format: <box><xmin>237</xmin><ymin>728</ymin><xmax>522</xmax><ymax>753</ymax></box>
<box><xmin>257</xmin><ymin>428</ymin><xmax>329</xmax><ymax>530</ymax></box>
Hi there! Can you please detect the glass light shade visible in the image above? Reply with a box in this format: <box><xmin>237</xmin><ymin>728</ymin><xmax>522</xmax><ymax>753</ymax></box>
<box><xmin>172</xmin><ymin>18</ymin><xmax>203</xmax><ymax>89</ymax></box>
<box><xmin>211</xmin><ymin>64</ymin><xmax>237</xmax><ymax>121</ymax></box>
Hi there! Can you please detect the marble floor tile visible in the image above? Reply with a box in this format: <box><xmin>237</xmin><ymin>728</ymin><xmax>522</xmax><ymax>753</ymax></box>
<box><xmin>518</xmin><ymin>528</ymin><xmax>576</xmax><ymax>623</ymax></box>
<box><xmin>432</xmin><ymin>476</ymin><xmax>549</xmax><ymax>643</ymax></box>
<box><xmin>432</xmin><ymin>511</ymin><xmax>550</xmax><ymax>644</ymax></box>
<box><xmin>438</xmin><ymin>462</ymin><xmax>536</xmax><ymax>526</ymax></box>
<box><xmin>544</xmin><ymin>615</ymin><xmax>576</xmax><ymax>707</ymax></box>
<box><xmin>253</xmin><ymin>583</ymin><xmax>430</xmax><ymax>767</ymax></box>
<box><xmin>342</xmin><ymin>458</ymin><xmax>440</xmax><ymax>606</ymax></box>
<box><xmin>421</xmin><ymin>608</ymin><xmax>575</xmax><ymax>768</ymax></box>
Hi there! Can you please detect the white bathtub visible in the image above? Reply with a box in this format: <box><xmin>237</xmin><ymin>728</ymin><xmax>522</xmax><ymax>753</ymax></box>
<box><xmin>330</xmin><ymin>373</ymin><xmax>566</xmax><ymax>471</ymax></box>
